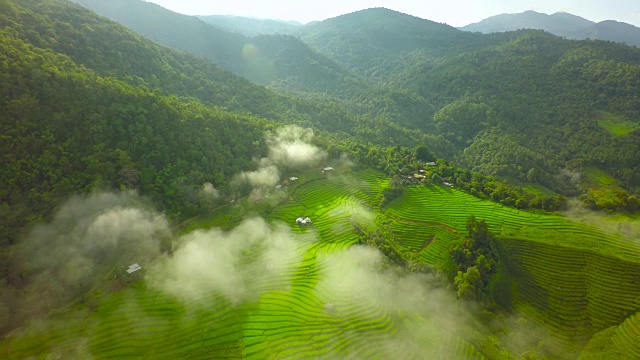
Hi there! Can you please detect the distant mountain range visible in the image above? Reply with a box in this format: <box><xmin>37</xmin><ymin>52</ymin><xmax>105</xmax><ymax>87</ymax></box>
<box><xmin>460</xmin><ymin>10</ymin><xmax>640</xmax><ymax>47</ymax></box>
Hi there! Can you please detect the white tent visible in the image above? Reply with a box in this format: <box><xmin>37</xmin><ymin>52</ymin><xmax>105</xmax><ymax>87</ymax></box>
<box><xmin>296</xmin><ymin>217</ymin><xmax>312</xmax><ymax>225</ymax></box>
<box><xmin>126</xmin><ymin>263</ymin><xmax>142</xmax><ymax>274</ymax></box>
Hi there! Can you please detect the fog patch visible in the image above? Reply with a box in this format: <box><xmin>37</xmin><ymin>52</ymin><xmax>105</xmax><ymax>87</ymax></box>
<box><xmin>328</xmin><ymin>201</ymin><xmax>376</xmax><ymax>235</ymax></box>
<box><xmin>315</xmin><ymin>246</ymin><xmax>467</xmax><ymax>356</ymax></box>
<box><xmin>488</xmin><ymin>312</ymin><xmax>562</xmax><ymax>358</ymax></box>
<box><xmin>267</xmin><ymin>125</ymin><xmax>326</xmax><ymax>166</ymax></box>
<box><xmin>6</xmin><ymin>192</ymin><xmax>170</xmax><ymax>331</ymax></box>
<box><xmin>149</xmin><ymin>217</ymin><xmax>311</xmax><ymax>305</ymax></box>
<box><xmin>338</xmin><ymin>152</ymin><xmax>354</xmax><ymax>167</ymax></box>
<box><xmin>563</xmin><ymin>199</ymin><xmax>640</xmax><ymax>241</ymax></box>
<box><xmin>201</xmin><ymin>182</ymin><xmax>220</xmax><ymax>200</ymax></box>
<box><xmin>233</xmin><ymin>125</ymin><xmax>325</xmax><ymax>189</ymax></box>
<box><xmin>235</xmin><ymin>164</ymin><xmax>281</xmax><ymax>189</ymax></box>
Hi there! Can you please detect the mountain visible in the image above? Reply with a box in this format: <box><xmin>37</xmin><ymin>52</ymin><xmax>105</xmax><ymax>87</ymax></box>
<box><xmin>577</xmin><ymin>20</ymin><xmax>640</xmax><ymax>47</ymax></box>
<box><xmin>3</xmin><ymin>0</ymin><xmax>462</xmax><ymax>250</ymax></box>
<box><xmin>197</xmin><ymin>15</ymin><xmax>302</xmax><ymax>36</ymax></box>
<box><xmin>298</xmin><ymin>8</ymin><xmax>494</xmax><ymax>74</ymax></box>
<box><xmin>460</xmin><ymin>10</ymin><xmax>594</xmax><ymax>37</ymax></box>
<box><xmin>297</xmin><ymin>9</ymin><xmax>640</xmax><ymax>196</ymax></box>
<box><xmin>0</xmin><ymin>0</ymin><xmax>271</xmax><ymax>248</ymax></box>
<box><xmin>71</xmin><ymin>0</ymin><xmax>443</xmax><ymax>136</ymax></box>
<box><xmin>70</xmin><ymin>0</ymin><xmax>362</xmax><ymax>95</ymax></box>
<box><xmin>460</xmin><ymin>10</ymin><xmax>640</xmax><ymax>47</ymax></box>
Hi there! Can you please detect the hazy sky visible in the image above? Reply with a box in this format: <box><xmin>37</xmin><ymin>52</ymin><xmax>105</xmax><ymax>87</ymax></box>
<box><xmin>145</xmin><ymin>0</ymin><xmax>640</xmax><ymax>27</ymax></box>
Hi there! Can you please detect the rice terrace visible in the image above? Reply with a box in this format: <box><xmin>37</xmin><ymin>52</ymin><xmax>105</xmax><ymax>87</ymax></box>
<box><xmin>2</xmin><ymin>166</ymin><xmax>639</xmax><ymax>359</ymax></box>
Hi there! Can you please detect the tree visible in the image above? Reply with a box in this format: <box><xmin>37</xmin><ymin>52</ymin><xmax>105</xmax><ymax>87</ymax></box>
<box><xmin>454</xmin><ymin>266</ymin><xmax>482</xmax><ymax>300</ymax></box>
<box><xmin>414</xmin><ymin>145</ymin><xmax>435</xmax><ymax>163</ymax></box>
<box><xmin>390</xmin><ymin>174</ymin><xmax>403</xmax><ymax>190</ymax></box>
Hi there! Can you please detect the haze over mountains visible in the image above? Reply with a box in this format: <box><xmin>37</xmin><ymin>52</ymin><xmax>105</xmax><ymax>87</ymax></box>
<box><xmin>461</xmin><ymin>10</ymin><xmax>640</xmax><ymax>47</ymax></box>
<box><xmin>197</xmin><ymin>15</ymin><xmax>302</xmax><ymax>37</ymax></box>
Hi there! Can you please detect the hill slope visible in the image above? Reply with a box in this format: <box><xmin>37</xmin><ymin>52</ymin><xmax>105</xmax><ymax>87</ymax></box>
<box><xmin>0</xmin><ymin>0</ymin><xmax>282</xmax><ymax>249</ymax></box>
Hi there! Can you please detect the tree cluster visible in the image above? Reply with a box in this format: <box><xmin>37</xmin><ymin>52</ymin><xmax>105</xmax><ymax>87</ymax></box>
<box><xmin>451</xmin><ymin>216</ymin><xmax>497</xmax><ymax>301</ymax></box>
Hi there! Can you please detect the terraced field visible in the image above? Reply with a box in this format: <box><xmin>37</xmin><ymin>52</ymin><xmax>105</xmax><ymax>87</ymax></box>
<box><xmin>0</xmin><ymin>169</ymin><xmax>479</xmax><ymax>359</ymax></box>
<box><xmin>3</xmin><ymin>287</ymin><xmax>245</xmax><ymax>358</ymax></box>
<box><xmin>613</xmin><ymin>312</ymin><xmax>640</xmax><ymax>357</ymax></box>
<box><xmin>3</xmin><ymin>169</ymin><xmax>639</xmax><ymax>359</ymax></box>
<box><xmin>387</xmin><ymin>186</ymin><xmax>640</xmax><ymax>261</ymax></box>
<box><xmin>387</xmin><ymin>185</ymin><xmax>640</xmax><ymax>347</ymax></box>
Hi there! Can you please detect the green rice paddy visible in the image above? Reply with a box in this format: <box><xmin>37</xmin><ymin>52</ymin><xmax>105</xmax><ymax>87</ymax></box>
<box><xmin>2</xmin><ymin>168</ymin><xmax>639</xmax><ymax>359</ymax></box>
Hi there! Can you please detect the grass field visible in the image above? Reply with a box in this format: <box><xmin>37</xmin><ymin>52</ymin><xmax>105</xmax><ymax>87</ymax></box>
<box><xmin>596</xmin><ymin>111</ymin><xmax>640</xmax><ymax>136</ymax></box>
<box><xmin>2</xmin><ymin>168</ymin><xmax>639</xmax><ymax>359</ymax></box>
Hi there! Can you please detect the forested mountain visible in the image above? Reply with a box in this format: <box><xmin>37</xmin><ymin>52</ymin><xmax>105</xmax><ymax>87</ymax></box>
<box><xmin>69</xmin><ymin>0</ymin><xmax>450</xmax><ymax>143</ymax></box>
<box><xmin>197</xmin><ymin>15</ymin><xmax>302</xmax><ymax>36</ymax></box>
<box><xmin>292</xmin><ymin>9</ymin><xmax>640</xmax><ymax>199</ymax></box>
<box><xmin>70</xmin><ymin>0</ymin><xmax>363</xmax><ymax>96</ymax></box>
<box><xmin>298</xmin><ymin>8</ymin><xmax>504</xmax><ymax>76</ymax></box>
<box><xmin>460</xmin><ymin>10</ymin><xmax>640</xmax><ymax>47</ymax></box>
<box><xmin>38</xmin><ymin>1</ymin><xmax>640</xmax><ymax>204</ymax></box>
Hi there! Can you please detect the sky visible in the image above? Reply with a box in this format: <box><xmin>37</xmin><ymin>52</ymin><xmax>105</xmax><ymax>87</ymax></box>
<box><xmin>145</xmin><ymin>0</ymin><xmax>640</xmax><ymax>27</ymax></box>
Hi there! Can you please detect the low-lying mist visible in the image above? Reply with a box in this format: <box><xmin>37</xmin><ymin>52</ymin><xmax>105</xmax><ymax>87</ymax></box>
<box><xmin>148</xmin><ymin>217</ymin><xmax>313</xmax><ymax>305</ymax></box>
<box><xmin>233</xmin><ymin>125</ymin><xmax>326</xmax><ymax>189</ymax></box>
<box><xmin>563</xmin><ymin>199</ymin><xmax>640</xmax><ymax>241</ymax></box>
<box><xmin>315</xmin><ymin>246</ymin><xmax>468</xmax><ymax>357</ymax></box>
<box><xmin>2</xmin><ymin>191</ymin><xmax>170</xmax><ymax>332</ymax></box>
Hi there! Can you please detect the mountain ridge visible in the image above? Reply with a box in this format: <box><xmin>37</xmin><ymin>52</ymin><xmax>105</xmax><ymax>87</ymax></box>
<box><xmin>460</xmin><ymin>10</ymin><xmax>640</xmax><ymax>46</ymax></box>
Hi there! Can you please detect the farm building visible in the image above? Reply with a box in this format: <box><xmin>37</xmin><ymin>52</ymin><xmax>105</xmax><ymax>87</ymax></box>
<box><xmin>289</xmin><ymin>177</ymin><xmax>299</xmax><ymax>182</ymax></box>
<box><xmin>425</xmin><ymin>162</ymin><xmax>436</xmax><ymax>166</ymax></box>
<box><xmin>322</xmin><ymin>167</ymin><xmax>334</xmax><ymax>173</ymax></box>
